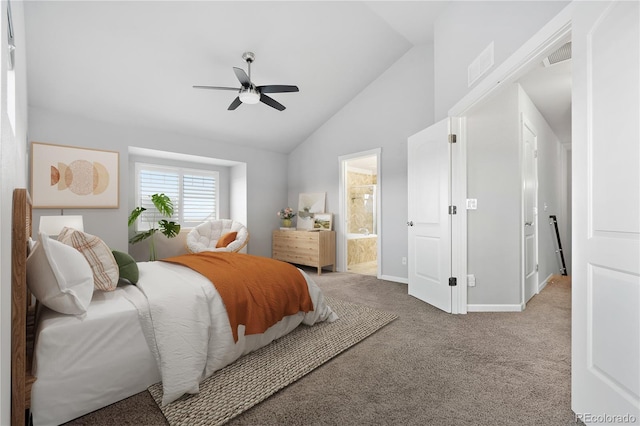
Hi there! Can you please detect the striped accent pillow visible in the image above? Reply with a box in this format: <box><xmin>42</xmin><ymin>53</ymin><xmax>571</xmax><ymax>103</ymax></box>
<box><xmin>58</xmin><ymin>227</ymin><xmax>119</xmax><ymax>291</ymax></box>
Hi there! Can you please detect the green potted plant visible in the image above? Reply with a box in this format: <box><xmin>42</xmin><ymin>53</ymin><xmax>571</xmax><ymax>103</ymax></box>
<box><xmin>128</xmin><ymin>193</ymin><xmax>181</xmax><ymax>261</ymax></box>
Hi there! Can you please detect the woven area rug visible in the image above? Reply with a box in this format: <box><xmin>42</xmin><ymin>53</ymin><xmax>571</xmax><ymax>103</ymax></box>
<box><xmin>148</xmin><ymin>296</ymin><xmax>397</xmax><ymax>425</ymax></box>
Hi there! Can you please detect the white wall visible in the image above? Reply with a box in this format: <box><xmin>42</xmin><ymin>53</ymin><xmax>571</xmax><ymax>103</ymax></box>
<box><xmin>287</xmin><ymin>45</ymin><xmax>434</xmax><ymax>281</ymax></box>
<box><xmin>230</xmin><ymin>163</ymin><xmax>248</xmax><ymax>228</ymax></box>
<box><xmin>28</xmin><ymin>106</ymin><xmax>288</xmax><ymax>258</ymax></box>
<box><xmin>0</xmin><ymin>2</ymin><xmax>29</xmax><ymax>423</ymax></box>
<box><xmin>466</xmin><ymin>83</ymin><xmax>564</xmax><ymax>308</ymax></box>
<box><xmin>466</xmin><ymin>85</ymin><xmax>521</xmax><ymax>306</ymax></box>
<box><xmin>433</xmin><ymin>0</ymin><xmax>569</xmax><ymax>120</ymax></box>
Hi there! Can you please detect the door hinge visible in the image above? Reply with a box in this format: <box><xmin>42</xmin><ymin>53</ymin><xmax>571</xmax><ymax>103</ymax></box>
<box><xmin>534</xmin><ymin>149</ymin><xmax>538</xmax><ymax>158</ymax></box>
<box><xmin>449</xmin><ymin>277</ymin><xmax>457</xmax><ymax>286</ymax></box>
<box><xmin>448</xmin><ymin>134</ymin><xmax>457</xmax><ymax>143</ymax></box>
<box><xmin>448</xmin><ymin>205</ymin><xmax>457</xmax><ymax>215</ymax></box>
<box><xmin>535</xmin><ymin>264</ymin><xmax>539</xmax><ymax>272</ymax></box>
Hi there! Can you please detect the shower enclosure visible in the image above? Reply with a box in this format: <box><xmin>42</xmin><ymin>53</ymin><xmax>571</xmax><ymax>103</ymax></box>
<box><xmin>348</xmin><ymin>184</ymin><xmax>376</xmax><ymax>236</ymax></box>
<box><xmin>345</xmin><ymin>157</ymin><xmax>378</xmax><ymax>275</ymax></box>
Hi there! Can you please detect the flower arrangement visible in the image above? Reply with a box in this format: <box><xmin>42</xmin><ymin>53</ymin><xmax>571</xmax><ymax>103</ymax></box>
<box><xmin>277</xmin><ymin>207</ymin><xmax>296</xmax><ymax>220</ymax></box>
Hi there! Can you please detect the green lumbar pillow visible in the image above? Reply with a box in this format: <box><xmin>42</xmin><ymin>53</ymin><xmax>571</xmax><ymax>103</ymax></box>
<box><xmin>111</xmin><ymin>250</ymin><xmax>139</xmax><ymax>284</ymax></box>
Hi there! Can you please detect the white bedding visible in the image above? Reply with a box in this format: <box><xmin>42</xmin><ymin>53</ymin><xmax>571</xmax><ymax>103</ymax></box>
<box><xmin>30</xmin><ymin>285</ymin><xmax>161</xmax><ymax>426</ymax></box>
<box><xmin>133</xmin><ymin>261</ymin><xmax>338</xmax><ymax>405</ymax></box>
<box><xmin>30</xmin><ymin>259</ymin><xmax>337</xmax><ymax>425</ymax></box>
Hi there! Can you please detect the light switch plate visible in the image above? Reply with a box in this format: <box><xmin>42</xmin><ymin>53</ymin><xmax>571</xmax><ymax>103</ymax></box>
<box><xmin>466</xmin><ymin>199</ymin><xmax>477</xmax><ymax>210</ymax></box>
<box><xmin>467</xmin><ymin>274</ymin><xmax>476</xmax><ymax>287</ymax></box>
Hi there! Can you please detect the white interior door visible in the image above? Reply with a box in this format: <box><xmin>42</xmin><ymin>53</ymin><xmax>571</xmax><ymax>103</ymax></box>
<box><xmin>522</xmin><ymin>117</ymin><xmax>538</xmax><ymax>303</ymax></box>
<box><xmin>573</xmin><ymin>0</ymin><xmax>640</xmax><ymax>422</ymax></box>
<box><xmin>407</xmin><ymin>118</ymin><xmax>451</xmax><ymax>313</ymax></box>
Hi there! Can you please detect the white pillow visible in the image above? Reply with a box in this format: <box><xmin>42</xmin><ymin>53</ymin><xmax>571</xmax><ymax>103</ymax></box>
<box><xmin>57</xmin><ymin>227</ymin><xmax>119</xmax><ymax>291</ymax></box>
<box><xmin>26</xmin><ymin>232</ymin><xmax>94</xmax><ymax>315</ymax></box>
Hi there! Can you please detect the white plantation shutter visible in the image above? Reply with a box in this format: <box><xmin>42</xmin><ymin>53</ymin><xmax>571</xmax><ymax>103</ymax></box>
<box><xmin>182</xmin><ymin>173</ymin><xmax>217</xmax><ymax>225</ymax></box>
<box><xmin>138</xmin><ymin>169</ymin><xmax>180</xmax><ymax>229</ymax></box>
<box><xmin>135</xmin><ymin>163</ymin><xmax>218</xmax><ymax>230</ymax></box>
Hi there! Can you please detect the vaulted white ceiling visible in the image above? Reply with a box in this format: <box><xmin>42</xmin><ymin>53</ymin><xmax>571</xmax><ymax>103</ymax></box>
<box><xmin>24</xmin><ymin>1</ymin><xmax>447</xmax><ymax>154</ymax></box>
<box><xmin>23</xmin><ymin>1</ymin><xmax>570</xmax><ymax>153</ymax></box>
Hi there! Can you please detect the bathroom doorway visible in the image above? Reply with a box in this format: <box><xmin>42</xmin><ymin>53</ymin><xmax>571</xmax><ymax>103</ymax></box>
<box><xmin>339</xmin><ymin>149</ymin><xmax>381</xmax><ymax>276</ymax></box>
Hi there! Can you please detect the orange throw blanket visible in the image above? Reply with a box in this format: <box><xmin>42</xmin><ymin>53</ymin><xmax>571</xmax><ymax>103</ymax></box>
<box><xmin>161</xmin><ymin>252</ymin><xmax>314</xmax><ymax>342</ymax></box>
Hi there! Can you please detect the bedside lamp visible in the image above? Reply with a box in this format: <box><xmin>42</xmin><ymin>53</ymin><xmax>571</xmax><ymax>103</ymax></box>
<box><xmin>39</xmin><ymin>215</ymin><xmax>84</xmax><ymax>237</ymax></box>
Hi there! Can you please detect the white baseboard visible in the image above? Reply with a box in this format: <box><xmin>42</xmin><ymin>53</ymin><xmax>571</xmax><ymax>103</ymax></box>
<box><xmin>538</xmin><ymin>273</ymin><xmax>554</xmax><ymax>293</ymax></box>
<box><xmin>467</xmin><ymin>274</ymin><xmax>555</xmax><ymax>313</ymax></box>
<box><xmin>467</xmin><ymin>303</ymin><xmax>525</xmax><ymax>312</ymax></box>
<box><xmin>379</xmin><ymin>274</ymin><xmax>408</xmax><ymax>284</ymax></box>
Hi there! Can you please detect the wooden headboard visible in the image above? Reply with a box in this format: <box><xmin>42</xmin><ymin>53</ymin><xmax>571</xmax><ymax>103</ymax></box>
<box><xmin>11</xmin><ymin>188</ymin><xmax>35</xmax><ymax>426</ymax></box>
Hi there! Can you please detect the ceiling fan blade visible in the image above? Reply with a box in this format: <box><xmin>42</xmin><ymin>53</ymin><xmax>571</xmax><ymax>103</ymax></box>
<box><xmin>228</xmin><ymin>97</ymin><xmax>242</xmax><ymax>110</ymax></box>
<box><xmin>193</xmin><ymin>85</ymin><xmax>240</xmax><ymax>91</ymax></box>
<box><xmin>233</xmin><ymin>67</ymin><xmax>250</xmax><ymax>87</ymax></box>
<box><xmin>257</xmin><ymin>85</ymin><xmax>299</xmax><ymax>94</ymax></box>
<box><xmin>260</xmin><ymin>94</ymin><xmax>285</xmax><ymax>111</ymax></box>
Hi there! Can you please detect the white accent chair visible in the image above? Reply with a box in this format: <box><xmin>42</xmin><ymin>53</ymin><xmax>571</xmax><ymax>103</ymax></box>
<box><xmin>186</xmin><ymin>219</ymin><xmax>249</xmax><ymax>253</ymax></box>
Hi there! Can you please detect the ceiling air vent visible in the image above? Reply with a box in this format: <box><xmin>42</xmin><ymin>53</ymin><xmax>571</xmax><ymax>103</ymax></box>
<box><xmin>543</xmin><ymin>42</ymin><xmax>572</xmax><ymax>67</ymax></box>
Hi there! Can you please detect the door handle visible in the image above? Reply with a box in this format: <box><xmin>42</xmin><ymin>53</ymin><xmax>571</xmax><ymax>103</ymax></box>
<box><xmin>407</xmin><ymin>221</ymin><xmax>414</xmax><ymax>227</ymax></box>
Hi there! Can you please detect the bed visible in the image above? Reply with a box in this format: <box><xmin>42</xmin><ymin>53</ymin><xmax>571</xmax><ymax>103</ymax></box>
<box><xmin>11</xmin><ymin>188</ymin><xmax>338</xmax><ymax>426</ymax></box>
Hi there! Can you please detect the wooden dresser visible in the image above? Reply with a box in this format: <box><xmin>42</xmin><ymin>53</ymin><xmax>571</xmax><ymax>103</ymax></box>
<box><xmin>272</xmin><ymin>230</ymin><xmax>336</xmax><ymax>275</ymax></box>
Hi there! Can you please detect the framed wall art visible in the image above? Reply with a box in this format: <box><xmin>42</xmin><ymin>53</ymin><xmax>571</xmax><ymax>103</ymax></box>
<box><xmin>297</xmin><ymin>192</ymin><xmax>325</xmax><ymax>231</ymax></box>
<box><xmin>31</xmin><ymin>142</ymin><xmax>119</xmax><ymax>208</ymax></box>
<box><xmin>298</xmin><ymin>192</ymin><xmax>325</xmax><ymax>214</ymax></box>
<box><xmin>313</xmin><ymin>213</ymin><xmax>333</xmax><ymax>231</ymax></box>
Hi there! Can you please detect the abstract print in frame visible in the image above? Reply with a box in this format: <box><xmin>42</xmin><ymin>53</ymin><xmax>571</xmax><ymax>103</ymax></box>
<box><xmin>31</xmin><ymin>142</ymin><xmax>119</xmax><ymax>208</ymax></box>
<box><xmin>297</xmin><ymin>192</ymin><xmax>325</xmax><ymax>231</ymax></box>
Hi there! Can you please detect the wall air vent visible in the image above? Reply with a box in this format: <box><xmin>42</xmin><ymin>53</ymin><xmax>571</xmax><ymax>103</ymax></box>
<box><xmin>468</xmin><ymin>42</ymin><xmax>494</xmax><ymax>87</ymax></box>
<box><xmin>543</xmin><ymin>42</ymin><xmax>572</xmax><ymax>67</ymax></box>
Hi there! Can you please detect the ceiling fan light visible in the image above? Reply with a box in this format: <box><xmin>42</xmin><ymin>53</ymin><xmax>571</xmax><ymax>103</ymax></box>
<box><xmin>239</xmin><ymin>89</ymin><xmax>260</xmax><ymax>104</ymax></box>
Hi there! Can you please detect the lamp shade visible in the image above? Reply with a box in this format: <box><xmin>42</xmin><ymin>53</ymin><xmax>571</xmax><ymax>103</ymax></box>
<box><xmin>39</xmin><ymin>215</ymin><xmax>84</xmax><ymax>236</ymax></box>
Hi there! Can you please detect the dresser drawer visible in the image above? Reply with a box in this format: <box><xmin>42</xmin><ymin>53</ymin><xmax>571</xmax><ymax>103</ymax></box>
<box><xmin>274</xmin><ymin>232</ymin><xmax>318</xmax><ymax>243</ymax></box>
<box><xmin>273</xmin><ymin>239</ymin><xmax>318</xmax><ymax>253</ymax></box>
<box><xmin>272</xmin><ymin>250</ymin><xmax>318</xmax><ymax>266</ymax></box>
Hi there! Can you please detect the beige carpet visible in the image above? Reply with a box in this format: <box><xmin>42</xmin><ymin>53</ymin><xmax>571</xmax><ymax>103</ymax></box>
<box><xmin>147</xmin><ymin>296</ymin><xmax>397</xmax><ymax>426</ymax></box>
<box><xmin>63</xmin><ymin>270</ymin><xmax>575</xmax><ymax>426</ymax></box>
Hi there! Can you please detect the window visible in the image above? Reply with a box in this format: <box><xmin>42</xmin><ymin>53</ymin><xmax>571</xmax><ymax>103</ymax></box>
<box><xmin>134</xmin><ymin>162</ymin><xmax>218</xmax><ymax>230</ymax></box>
<box><xmin>6</xmin><ymin>0</ymin><xmax>16</xmax><ymax>134</ymax></box>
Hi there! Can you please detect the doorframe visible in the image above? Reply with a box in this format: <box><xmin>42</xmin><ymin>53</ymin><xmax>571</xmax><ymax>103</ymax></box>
<box><xmin>338</xmin><ymin>148</ymin><xmax>382</xmax><ymax>277</ymax></box>
<box><xmin>450</xmin><ymin>117</ymin><xmax>467</xmax><ymax>314</ymax></box>
<box><xmin>448</xmin><ymin>3</ymin><xmax>572</xmax><ymax>312</ymax></box>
